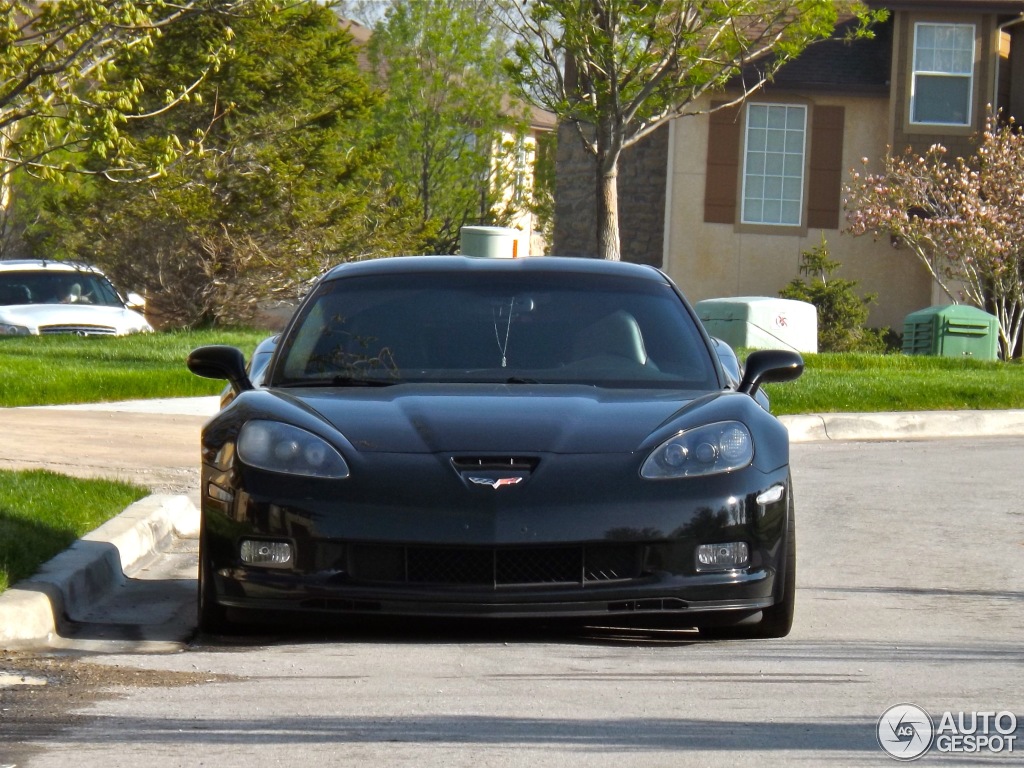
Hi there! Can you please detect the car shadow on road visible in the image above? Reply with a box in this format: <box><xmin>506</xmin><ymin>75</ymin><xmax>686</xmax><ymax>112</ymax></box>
<box><xmin>189</xmin><ymin>612</ymin><xmax>710</xmax><ymax>650</ymax></box>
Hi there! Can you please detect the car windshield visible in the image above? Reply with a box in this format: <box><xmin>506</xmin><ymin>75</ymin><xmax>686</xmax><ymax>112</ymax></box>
<box><xmin>273</xmin><ymin>270</ymin><xmax>719</xmax><ymax>390</ymax></box>
<box><xmin>0</xmin><ymin>271</ymin><xmax>125</xmax><ymax>308</ymax></box>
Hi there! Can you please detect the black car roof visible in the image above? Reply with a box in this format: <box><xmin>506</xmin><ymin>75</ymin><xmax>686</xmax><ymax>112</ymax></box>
<box><xmin>323</xmin><ymin>255</ymin><xmax>670</xmax><ymax>283</ymax></box>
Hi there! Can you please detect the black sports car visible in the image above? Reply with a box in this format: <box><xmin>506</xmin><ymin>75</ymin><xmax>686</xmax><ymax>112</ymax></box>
<box><xmin>188</xmin><ymin>256</ymin><xmax>803</xmax><ymax>637</ymax></box>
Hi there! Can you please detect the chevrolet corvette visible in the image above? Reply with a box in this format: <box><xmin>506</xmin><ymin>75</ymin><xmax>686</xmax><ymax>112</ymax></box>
<box><xmin>187</xmin><ymin>255</ymin><xmax>803</xmax><ymax>637</ymax></box>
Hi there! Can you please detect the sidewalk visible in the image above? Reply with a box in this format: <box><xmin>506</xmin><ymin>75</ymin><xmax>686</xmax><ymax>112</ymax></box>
<box><xmin>2</xmin><ymin>397</ymin><xmax>1024</xmax><ymax>649</ymax></box>
<box><xmin>0</xmin><ymin>494</ymin><xmax>199</xmax><ymax>649</ymax></box>
<box><xmin>781</xmin><ymin>408</ymin><xmax>1024</xmax><ymax>442</ymax></box>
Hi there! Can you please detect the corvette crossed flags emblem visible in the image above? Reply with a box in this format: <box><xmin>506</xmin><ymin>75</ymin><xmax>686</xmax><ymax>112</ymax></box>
<box><xmin>468</xmin><ymin>476</ymin><xmax>524</xmax><ymax>489</ymax></box>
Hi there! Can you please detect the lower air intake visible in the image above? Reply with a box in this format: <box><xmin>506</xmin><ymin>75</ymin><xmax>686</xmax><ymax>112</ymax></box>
<box><xmin>348</xmin><ymin>543</ymin><xmax>644</xmax><ymax>588</ymax></box>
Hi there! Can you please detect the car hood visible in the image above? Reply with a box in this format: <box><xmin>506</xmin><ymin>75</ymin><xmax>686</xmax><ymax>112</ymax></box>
<box><xmin>0</xmin><ymin>303</ymin><xmax>151</xmax><ymax>334</ymax></box>
<box><xmin>285</xmin><ymin>385</ymin><xmax>709</xmax><ymax>454</ymax></box>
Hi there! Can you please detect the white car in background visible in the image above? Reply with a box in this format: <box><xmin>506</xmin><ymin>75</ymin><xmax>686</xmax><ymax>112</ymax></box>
<box><xmin>0</xmin><ymin>260</ymin><xmax>152</xmax><ymax>336</ymax></box>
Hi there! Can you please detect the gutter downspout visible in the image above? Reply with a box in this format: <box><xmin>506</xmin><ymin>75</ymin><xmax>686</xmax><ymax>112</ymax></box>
<box><xmin>661</xmin><ymin>117</ymin><xmax>677</xmax><ymax>272</ymax></box>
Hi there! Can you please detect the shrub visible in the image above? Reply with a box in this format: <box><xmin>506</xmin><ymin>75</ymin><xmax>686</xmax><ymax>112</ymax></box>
<box><xmin>780</xmin><ymin>238</ymin><xmax>889</xmax><ymax>353</ymax></box>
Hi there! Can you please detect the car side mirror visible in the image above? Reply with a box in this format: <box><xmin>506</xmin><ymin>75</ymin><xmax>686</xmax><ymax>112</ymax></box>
<box><xmin>125</xmin><ymin>291</ymin><xmax>147</xmax><ymax>311</ymax></box>
<box><xmin>738</xmin><ymin>349</ymin><xmax>804</xmax><ymax>397</ymax></box>
<box><xmin>188</xmin><ymin>345</ymin><xmax>254</xmax><ymax>394</ymax></box>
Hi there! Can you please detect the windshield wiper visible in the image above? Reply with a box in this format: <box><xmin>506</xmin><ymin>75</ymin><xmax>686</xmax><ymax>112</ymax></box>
<box><xmin>279</xmin><ymin>376</ymin><xmax>400</xmax><ymax>388</ymax></box>
<box><xmin>331</xmin><ymin>375</ymin><xmax>400</xmax><ymax>387</ymax></box>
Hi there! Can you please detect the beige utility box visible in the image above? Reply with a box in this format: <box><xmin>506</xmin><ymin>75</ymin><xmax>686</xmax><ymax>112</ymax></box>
<box><xmin>695</xmin><ymin>297</ymin><xmax>818</xmax><ymax>353</ymax></box>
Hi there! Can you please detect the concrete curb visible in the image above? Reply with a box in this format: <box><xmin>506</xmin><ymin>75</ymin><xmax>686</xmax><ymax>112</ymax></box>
<box><xmin>0</xmin><ymin>494</ymin><xmax>198</xmax><ymax>648</ymax></box>
<box><xmin>781</xmin><ymin>409</ymin><xmax>1024</xmax><ymax>442</ymax></box>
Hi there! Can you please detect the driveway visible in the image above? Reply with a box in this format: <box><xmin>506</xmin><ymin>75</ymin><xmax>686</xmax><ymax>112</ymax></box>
<box><xmin>0</xmin><ymin>398</ymin><xmax>217</xmax><ymax>504</ymax></box>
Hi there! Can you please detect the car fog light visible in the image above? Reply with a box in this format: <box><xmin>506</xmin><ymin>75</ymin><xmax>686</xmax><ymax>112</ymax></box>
<box><xmin>240</xmin><ymin>539</ymin><xmax>293</xmax><ymax>568</ymax></box>
<box><xmin>696</xmin><ymin>542</ymin><xmax>749</xmax><ymax>572</ymax></box>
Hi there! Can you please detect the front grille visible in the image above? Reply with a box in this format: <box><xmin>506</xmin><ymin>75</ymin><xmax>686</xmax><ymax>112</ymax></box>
<box><xmin>348</xmin><ymin>543</ymin><xmax>644</xmax><ymax>588</ymax></box>
<box><xmin>40</xmin><ymin>324</ymin><xmax>117</xmax><ymax>336</ymax></box>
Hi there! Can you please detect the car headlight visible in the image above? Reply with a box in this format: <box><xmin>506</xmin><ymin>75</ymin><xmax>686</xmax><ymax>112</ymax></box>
<box><xmin>237</xmin><ymin>420</ymin><xmax>350</xmax><ymax>479</ymax></box>
<box><xmin>0</xmin><ymin>323</ymin><xmax>30</xmax><ymax>336</ymax></box>
<box><xmin>641</xmin><ymin>421</ymin><xmax>753</xmax><ymax>479</ymax></box>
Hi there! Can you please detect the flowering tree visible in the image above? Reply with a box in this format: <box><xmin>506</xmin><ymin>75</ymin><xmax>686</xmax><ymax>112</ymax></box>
<box><xmin>845</xmin><ymin>115</ymin><xmax>1024</xmax><ymax>359</ymax></box>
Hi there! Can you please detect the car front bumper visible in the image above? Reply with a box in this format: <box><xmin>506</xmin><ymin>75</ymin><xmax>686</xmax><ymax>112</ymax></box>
<box><xmin>201</xmin><ymin>457</ymin><xmax>792</xmax><ymax>625</ymax></box>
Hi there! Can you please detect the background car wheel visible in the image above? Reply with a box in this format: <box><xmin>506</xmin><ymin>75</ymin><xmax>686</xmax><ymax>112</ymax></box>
<box><xmin>699</xmin><ymin>481</ymin><xmax>796</xmax><ymax>640</ymax></box>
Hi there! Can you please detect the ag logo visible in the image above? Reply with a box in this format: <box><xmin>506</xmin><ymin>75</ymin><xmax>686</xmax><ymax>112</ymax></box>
<box><xmin>877</xmin><ymin>703</ymin><xmax>934</xmax><ymax>760</ymax></box>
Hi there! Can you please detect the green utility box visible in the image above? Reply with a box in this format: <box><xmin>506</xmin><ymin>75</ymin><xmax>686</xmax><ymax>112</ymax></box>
<box><xmin>902</xmin><ymin>305</ymin><xmax>999</xmax><ymax>361</ymax></box>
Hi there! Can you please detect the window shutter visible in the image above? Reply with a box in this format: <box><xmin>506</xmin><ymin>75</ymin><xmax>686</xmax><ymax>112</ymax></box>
<box><xmin>807</xmin><ymin>106</ymin><xmax>845</xmax><ymax>230</ymax></box>
<box><xmin>703</xmin><ymin>102</ymin><xmax>742</xmax><ymax>224</ymax></box>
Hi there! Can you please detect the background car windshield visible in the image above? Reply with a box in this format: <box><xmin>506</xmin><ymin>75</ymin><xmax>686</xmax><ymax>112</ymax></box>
<box><xmin>275</xmin><ymin>271</ymin><xmax>719</xmax><ymax>389</ymax></box>
<box><xmin>0</xmin><ymin>271</ymin><xmax>125</xmax><ymax>307</ymax></box>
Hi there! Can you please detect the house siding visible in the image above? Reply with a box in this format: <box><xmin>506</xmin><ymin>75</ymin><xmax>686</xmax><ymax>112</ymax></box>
<box><xmin>553</xmin><ymin>124</ymin><xmax>667</xmax><ymax>265</ymax></box>
<box><xmin>665</xmin><ymin>94</ymin><xmax>933</xmax><ymax>330</ymax></box>
<box><xmin>554</xmin><ymin>3</ymin><xmax>1024</xmax><ymax>335</ymax></box>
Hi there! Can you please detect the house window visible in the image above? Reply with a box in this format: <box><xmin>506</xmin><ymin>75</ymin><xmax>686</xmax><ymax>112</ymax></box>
<box><xmin>741</xmin><ymin>103</ymin><xmax>807</xmax><ymax>227</ymax></box>
<box><xmin>704</xmin><ymin>102</ymin><xmax>844</xmax><ymax>230</ymax></box>
<box><xmin>514</xmin><ymin>139</ymin><xmax>531</xmax><ymax>205</ymax></box>
<box><xmin>911</xmin><ymin>22</ymin><xmax>975</xmax><ymax>126</ymax></box>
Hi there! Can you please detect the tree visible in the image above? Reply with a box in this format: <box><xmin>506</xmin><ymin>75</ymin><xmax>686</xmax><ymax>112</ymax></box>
<box><xmin>528</xmin><ymin>129</ymin><xmax>557</xmax><ymax>252</ymax></box>
<box><xmin>0</xmin><ymin>0</ymin><xmax>271</xmax><ymax>182</ymax></box>
<box><xmin>845</xmin><ymin>114</ymin><xmax>1024</xmax><ymax>359</ymax></box>
<box><xmin>17</xmin><ymin>2</ymin><xmax>419</xmax><ymax>326</ymax></box>
<box><xmin>499</xmin><ymin>1</ymin><xmax>880</xmax><ymax>261</ymax></box>
<box><xmin>368</xmin><ymin>0</ymin><xmax>528</xmax><ymax>254</ymax></box>
<box><xmin>0</xmin><ymin>0</ymin><xmax>274</xmax><ymax>254</ymax></box>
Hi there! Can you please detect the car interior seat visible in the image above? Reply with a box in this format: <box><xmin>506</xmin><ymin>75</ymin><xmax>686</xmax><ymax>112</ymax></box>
<box><xmin>0</xmin><ymin>284</ymin><xmax>32</xmax><ymax>305</ymax></box>
<box><xmin>572</xmin><ymin>310</ymin><xmax>649</xmax><ymax>366</ymax></box>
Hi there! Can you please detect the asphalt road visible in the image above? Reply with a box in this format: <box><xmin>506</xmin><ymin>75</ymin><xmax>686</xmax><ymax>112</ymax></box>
<box><xmin>2</xmin><ymin>435</ymin><xmax>1022</xmax><ymax>767</ymax></box>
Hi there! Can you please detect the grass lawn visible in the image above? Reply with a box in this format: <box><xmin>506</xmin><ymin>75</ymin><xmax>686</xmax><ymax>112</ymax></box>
<box><xmin>765</xmin><ymin>353</ymin><xmax>1024</xmax><ymax>415</ymax></box>
<box><xmin>0</xmin><ymin>331</ymin><xmax>1021</xmax><ymax>413</ymax></box>
<box><xmin>0</xmin><ymin>329</ymin><xmax>269</xmax><ymax>593</ymax></box>
<box><xmin>0</xmin><ymin>469</ymin><xmax>149</xmax><ymax>592</ymax></box>
<box><xmin>0</xmin><ymin>328</ymin><xmax>269</xmax><ymax>407</ymax></box>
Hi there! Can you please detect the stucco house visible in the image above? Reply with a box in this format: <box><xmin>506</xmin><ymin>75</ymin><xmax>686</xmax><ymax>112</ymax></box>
<box><xmin>554</xmin><ymin>1</ymin><xmax>1024</xmax><ymax>330</ymax></box>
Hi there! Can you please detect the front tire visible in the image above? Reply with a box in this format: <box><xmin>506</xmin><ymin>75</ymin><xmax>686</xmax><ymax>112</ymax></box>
<box><xmin>197</xmin><ymin>519</ymin><xmax>233</xmax><ymax>635</ymax></box>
